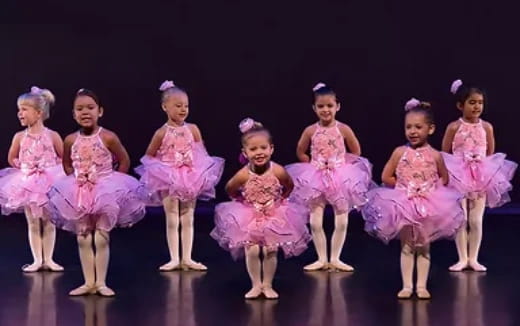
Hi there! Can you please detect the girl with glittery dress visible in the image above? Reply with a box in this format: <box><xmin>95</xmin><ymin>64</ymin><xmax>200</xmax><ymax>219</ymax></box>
<box><xmin>136</xmin><ymin>80</ymin><xmax>224</xmax><ymax>271</ymax></box>
<box><xmin>286</xmin><ymin>83</ymin><xmax>373</xmax><ymax>272</ymax></box>
<box><xmin>48</xmin><ymin>89</ymin><xmax>146</xmax><ymax>297</ymax></box>
<box><xmin>0</xmin><ymin>86</ymin><xmax>65</xmax><ymax>272</ymax></box>
<box><xmin>211</xmin><ymin>118</ymin><xmax>311</xmax><ymax>299</ymax></box>
<box><xmin>442</xmin><ymin>80</ymin><xmax>517</xmax><ymax>272</ymax></box>
<box><xmin>362</xmin><ymin>99</ymin><xmax>465</xmax><ymax>299</ymax></box>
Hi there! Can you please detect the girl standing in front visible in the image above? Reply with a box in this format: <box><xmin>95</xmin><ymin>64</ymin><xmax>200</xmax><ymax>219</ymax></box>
<box><xmin>442</xmin><ymin>79</ymin><xmax>517</xmax><ymax>272</ymax></box>
<box><xmin>362</xmin><ymin>99</ymin><xmax>465</xmax><ymax>299</ymax></box>
<box><xmin>211</xmin><ymin>118</ymin><xmax>311</xmax><ymax>299</ymax></box>
<box><xmin>136</xmin><ymin>80</ymin><xmax>224</xmax><ymax>271</ymax></box>
<box><xmin>0</xmin><ymin>86</ymin><xmax>64</xmax><ymax>272</ymax></box>
<box><xmin>48</xmin><ymin>89</ymin><xmax>146</xmax><ymax>296</ymax></box>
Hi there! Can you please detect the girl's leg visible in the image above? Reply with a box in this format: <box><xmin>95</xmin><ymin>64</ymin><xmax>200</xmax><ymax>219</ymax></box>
<box><xmin>180</xmin><ymin>200</ymin><xmax>207</xmax><ymax>270</ymax></box>
<box><xmin>468</xmin><ymin>196</ymin><xmax>487</xmax><ymax>271</ymax></box>
<box><xmin>23</xmin><ymin>208</ymin><xmax>43</xmax><ymax>272</ymax></box>
<box><xmin>41</xmin><ymin>218</ymin><xmax>63</xmax><ymax>271</ymax></box>
<box><xmin>304</xmin><ymin>204</ymin><xmax>328</xmax><ymax>271</ymax></box>
<box><xmin>160</xmin><ymin>197</ymin><xmax>181</xmax><ymax>271</ymax></box>
<box><xmin>450</xmin><ymin>199</ymin><xmax>469</xmax><ymax>271</ymax></box>
<box><xmin>244</xmin><ymin>245</ymin><xmax>262</xmax><ymax>299</ymax></box>
<box><xmin>416</xmin><ymin>244</ymin><xmax>431</xmax><ymax>299</ymax></box>
<box><xmin>398</xmin><ymin>228</ymin><xmax>414</xmax><ymax>299</ymax></box>
<box><xmin>261</xmin><ymin>247</ymin><xmax>279</xmax><ymax>299</ymax></box>
<box><xmin>69</xmin><ymin>233</ymin><xmax>96</xmax><ymax>296</ymax></box>
<box><xmin>329</xmin><ymin>207</ymin><xmax>353</xmax><ymax>271</ymax></box>
<box><xmin>94</xmin><ymin>230</ymin><xmax>114</xmax><ymax>296</ymax></box>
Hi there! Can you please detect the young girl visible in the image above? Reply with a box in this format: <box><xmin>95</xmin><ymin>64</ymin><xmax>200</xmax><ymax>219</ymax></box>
<box><xmin>286</xmin><ymin>83</ymin><xmax>373</xmax><ymax>272</ymax></box>
<box><xmin>211</xmin><ymin>118</ymin><xmax>311</xmax><ymax>299</ymax></box>
<box><xmin>48</xmin><ymin>89</ymin><xmax>146</xmax><ymax>296</ymax></box>
<box><xmin>442</xmin><ymin>79</ymin><xmax>517</xmax><ymax>272</ymax></box>
<box><xmin>362</xmin><ymin>99</ymin><xmax>465</xmax><ymax>299</ymax></box>
<box><xmin>136</xmin><ymin>80</ymin><xmax>224</xmax><ymax>271</ymax></box>
<box><xmin>0</xmin><ymin>86</ymin><xmax>65</xmax><ymax>272</ymax></box>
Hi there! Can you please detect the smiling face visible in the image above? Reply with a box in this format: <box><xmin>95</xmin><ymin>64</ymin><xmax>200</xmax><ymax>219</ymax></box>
<box><xmin>313</xmin><ymin>94</ymin><xmax>340</xmax><ymax>125</ymax></box>
<box><xmin>458</xmin><ymin>92</ymin><xmax>484</xmax><ymax>122</ymax></box>
<box><xmin>17</xmin><ymin>100</ymin><xmax>42</xmax><ymax>127</ymax></box>
<box><xmin>73</xmin><ymin>95</ymin><xmax>103</xmax><ymax>129</ymax></box>
<box><xmin>162</xmin><ymin>92</ymin><xmax>189</xmax><ymax>125</ymax></box>
<box><xmin>404</xmin><ymin>111</ymin><xmax>434</xmax><ymax>148</ymax></box>
<box><xmin>242</xmin><ymin>132</ymin><xmax>274</xmax><ymax>168</ymax></box>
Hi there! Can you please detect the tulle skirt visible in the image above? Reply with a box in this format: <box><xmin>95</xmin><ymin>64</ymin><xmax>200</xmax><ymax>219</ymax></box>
<box><xmin>48</xmin><ymin>172</ymin><xmax>146</xmax><ymax>234</ymax></box>
<box><xmin>0</xmin><ymin>165</ymin><xmax>65</xmax><ymax>219</ymax></box>
<box><xmin>211</xmin><ymin>200</ymin><xmax>312</xmax><ymax>260</ymax></box>
<box><xmin>442</xmin><ymin>152</ymin><xmax>517</xmax><ymax>208</ymax></box>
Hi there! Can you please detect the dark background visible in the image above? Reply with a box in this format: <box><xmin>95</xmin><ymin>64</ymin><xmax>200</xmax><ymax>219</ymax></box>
<box><xmin>1</xmin><ymin>1</ymin><xmax>518</xmax><ymax>201</ymax></box>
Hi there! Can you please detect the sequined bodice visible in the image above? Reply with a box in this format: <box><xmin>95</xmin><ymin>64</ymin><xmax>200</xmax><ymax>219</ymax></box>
<box><xmin>71</xmin><ymin>128</ymin><xmax>113</xmax><ymax>181</ymax></box>
<box><xmin>157</xmin><ymin>124</ymin><xmax>194</xmax><ymax>167</ymax></box>
<box><xmin>18</xmin><ymin>128</ymin><xmax>59</xmax><ymax>172</ymax></box>
<box><xmin>242</xmin><ymin>166</ymin><xmax>282</xmax><ymax>212</ymax></box>
<box><xmin>310</xmin><ymin>122</ymin><xmax>347</xmax><ymax>168</ymax></box>
<box><xmin>396</xmin><ymin>146</ymin><xmax>439</xmax><ymax>196</ymax></box>
<box><xmin>452</xmin><ymin>119</ymin><xmax>487</xmax><ymax>162</ymax></box>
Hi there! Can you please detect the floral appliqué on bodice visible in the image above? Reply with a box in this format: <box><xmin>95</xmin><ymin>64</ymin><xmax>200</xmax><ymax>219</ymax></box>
<box><xmin>452</xmin><ymin>119</ymin><xmax>487</xmax><ymax>162</ymax></box>
<box><xmin>19</xmin><ymin>128</ymin><xmax>59</xmax><ymax>175</ymax></box>
<box><xmin>310</xmin><ymin>122</ymin><xmax>347</xmax><ymax>169</ymax></box>
<box><xmin>242</xmin><ymin>166</ymin><xmax>283</xmax><ymax>216</ymax></box>
<box><xmin>71</xmin><ymin>128</ymin><xmax>113</xmax><ymax>185</ymax></box>
<box><xmin>396</xmin><ymin>146</ymin><xmax>439</xmax><ymax>199</ymax></box>
<box><xmin>157</xmin><ymin>124</ymin><xmax>194</xmax><ymax>167</ymax></box>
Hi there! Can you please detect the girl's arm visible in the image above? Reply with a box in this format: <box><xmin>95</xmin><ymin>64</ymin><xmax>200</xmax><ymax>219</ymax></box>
<box><xmin>441</xmin><ymin>121</ymin><xmax>459</xmax><ymax>153</ymax></box>
<box><xmin>144</xmin><ymin>127</ymin><xmax>166</xmax><ymax>157</ymax></box>
<box><xmin>381</xmin><ymin>147</ymin><xmax>405</xmax><ymax>187</ymax></box>
<box><xmin>339</xmin><ymin>123</ymin><xmax>361</xmax><ymax>156</ymax></box>
<box><xmin>50</xmin><ymin>130</ymin><xmax>64</xmax><ymax>159</ymax></box>
<box><xmin>7</xmin><ymin>132</ymin><xmax>23</xmax><ymax>168</ymax></box>
<box><xmin>434</xmin><ymin>150</ymin><xmax>450</xmax><ymax>185</ymax></box>
<box><xmin>189</xmin><ymin>123</ymin><xmax>203</xmax><ymax>142</ymax></box>
<box><xmin>296</xmin><ymin>126</ymin><xmax>312</xmax><ymax>162</ymax></box>
<box><xmin>103</xmin><ymin>130</ymin><xmax>131</xmax><ymax>173</ymax></box>
<box><xmin>273</xmin><ymin>163</ymin><xmax>294</xmax><ymax>198</ymax></box>
<box><xmin>483</xmin><ymin>121</ymin><xmax>495</xmax><ymax>155</ymax></box>
<box><xmin>225</xmin><ymin>168</ymin><xmax>248</xmax><ymax>199</ymax></box>
<box><xmin>62</xmin><ymin>134</ymin><xmax>75</xmax><ymax>175</ymax></box>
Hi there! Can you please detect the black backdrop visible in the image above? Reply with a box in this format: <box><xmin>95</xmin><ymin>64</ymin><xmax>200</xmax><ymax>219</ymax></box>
<box><xmin>1</xmin><ymin>1</ymin><xmax>519</xmax><ymax>201</ymax></box>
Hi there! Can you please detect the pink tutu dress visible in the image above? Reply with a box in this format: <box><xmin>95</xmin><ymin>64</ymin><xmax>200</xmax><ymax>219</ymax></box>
<box><xmin>211</xmin><ymin>164</ymin><xmax>312</xmax><ymax>260</ymax></box>
<box><xmin>48</xmin><ymin>128</ymin><xmax>146</xmax><ymax>234</ymax></box>
<box><xmin>286</xmin><ymin>122</ymin><xmax>373</xmax><ymax>213</ymax></box>
<box><xmin>441</xmin><ymin>119</ymin><xmax>517</xmax><ymax>208</ymax></box>
<box><xmin>135</xmin><ymin>124</ymin><xmax>224</xmax><ymax>205</ymax></box>
<box><xmin>362</xmin><ymin>145</ymin><xmax>465</xmax><ymax>246</ymax></box>
<box><xmin>0</xmin><ymin>128</ymin><xmax>65</xmax><ymax>219</ymax></box>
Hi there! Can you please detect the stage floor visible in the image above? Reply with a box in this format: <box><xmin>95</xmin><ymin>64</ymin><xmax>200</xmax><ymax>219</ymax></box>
<box><xmin>0</xmin><ymin>205</ymin><xmax>518</xmax><ymax>326</ymax></box>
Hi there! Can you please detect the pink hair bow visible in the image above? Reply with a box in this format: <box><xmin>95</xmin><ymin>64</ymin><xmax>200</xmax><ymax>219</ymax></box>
<box><xmin>404</xmin><ymin>98</ymin><xmax>421</xmax><ymax>111</ymax></box>
<box><xmin>451</xmin><ymin>79</ymin><xmax>463</xmax><ymax>94</ymax></box>
<box><xmin>239</xmin><ymin>118</ymin><xmax>255</xmax><ymax>133</ymax></box>
<box><xmin>312</xmin><ymin>82</ymin><xmax>326</xmax><ymax>91</ymax></box>
<box><xmin>30</xmin><ymin>86</ymin><xmax>43</xmax><ymax>95</ymax></box>
<box><xmin>159</xmin><ymin>80</ymin><xmax>175</xmax><ymax>91</ymax></box>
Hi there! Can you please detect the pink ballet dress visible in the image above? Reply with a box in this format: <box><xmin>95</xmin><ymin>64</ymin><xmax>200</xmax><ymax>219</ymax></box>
<box><xmin>286</xmin><ymin>122</ymin><xmax>373</xmax><ymax>214</ymax></box>
<box><xmin>135</xmin><ymin>124</ymin><xmax>224</xmax><ymax>205</ymax></box>
<box><xmin>211</xmin><ymin>164</ymin><xmax>311</xmax><ymax>260</ymax></box>
<box><xmin>441</xmin><ymin>119</ymin><xmax>517</xmax><ymax>208</ymax></box>
<box><xmin>362</xmin><ymin>145</ymin><xmax>465</xmax><ymax>246</ymax></box>
<box><xmin>0</xmin><ymin>128</ymin><xmax>65</xmax><ymax>219</ymax></box>
<box><xmin>48</xmin><ymin>128</ymin><xmax>146</xmax><ymax>234</ymax></box>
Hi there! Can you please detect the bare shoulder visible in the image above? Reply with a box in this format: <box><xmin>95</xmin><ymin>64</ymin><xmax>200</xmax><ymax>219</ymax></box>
<box><xmin>392</xmin><ymin>145</ymin><xmax>407</xmax><ymax>157</ymax></box>
<box><xmin>481</xmin><ymin>119</ymin><xmax>494</xmax><ymax>132</ymax></box>
<box><xmin>270</xmin><ymin>161</ymin><xmax>286</xmax><ymax>176</ymax></box>
<box><xmin>446</xmin><ymin>120</ymin><xmax>461</xmax><ymax>132</ymax></box>
<box><xmin>12</xmin><ymin>130</ymin><xmax>25</xmax><ymax>141</ymax></box>
<box><xmin>99</xmin><ymin>128</ymin><xmax>119</xmax><ymax>142</ymax></box>
<box><xmin>336</xmin><ymin>121</ymin><xmax>353</xmax><ymax>132</ymax></box>
<box><xmin>63</xmin><ymin>132</ymin><xmax>78</xmax><ymax>145</ymax></box>
<box><xmin>303</xmin><ymin>124</ymin><xmax>317</xmax><ymax>136</ymax></box>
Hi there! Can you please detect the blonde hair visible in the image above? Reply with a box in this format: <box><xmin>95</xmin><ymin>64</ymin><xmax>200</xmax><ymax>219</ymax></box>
<box><xmin>17</xmin><ymin>86</ymin><xmax>55</xmax><ymax>120</ymax></box>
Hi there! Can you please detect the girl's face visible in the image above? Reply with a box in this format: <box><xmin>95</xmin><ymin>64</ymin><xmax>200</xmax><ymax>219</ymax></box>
<box><xmin>313</xmin><ymin>95</ymin><xmax>340</xmax><ymax>124</ymax></box>
<box><xmin>17</xmin><ymin>100</ymin><xmax>42</xmax><ymax>127</ymax></box>
<box><xmin>73</xmin><ymin>95</ymin><xmax>103</xmax><ymax>129</ymax></box>
<box><xmin>163</xmin><ymin>92</ymin><xmax>189</xmax><ymax>125</ymax></box>
<box><xmin>405</xmin><ymin>111</ymin><xmax>434</xmax><ymax>148</ymax></box>
<box><xmin>458</xmin><ymin>92</ymin><xmax>484</xmax><ymax>122</ymax></box>
<box><xmin>242</xmin><ymin>132</ymin><xmax>274</xmax><ymax>168</ymax></box>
